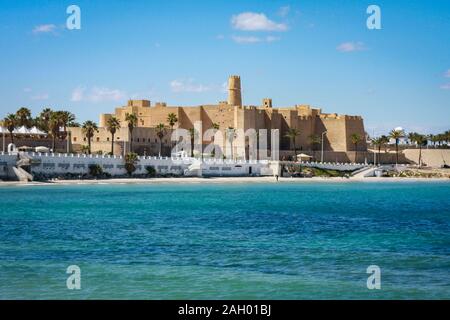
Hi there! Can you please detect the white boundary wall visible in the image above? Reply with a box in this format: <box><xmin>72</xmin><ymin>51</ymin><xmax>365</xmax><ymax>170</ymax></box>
<box><xmin>0</xmin><ymin>152</ymin><xmax>277</xmax><ymax>178</ymax></box>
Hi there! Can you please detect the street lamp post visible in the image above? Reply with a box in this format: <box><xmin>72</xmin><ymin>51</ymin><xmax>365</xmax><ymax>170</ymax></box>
<box><xmin>67</xmin><ymin>131</ymin><xmax>71</xmax><ymax>154</ymax></box>
<box><xmin>321</xmin><ymin>131</ymin><xmax>328</xmax><ymax>163</ymax></box>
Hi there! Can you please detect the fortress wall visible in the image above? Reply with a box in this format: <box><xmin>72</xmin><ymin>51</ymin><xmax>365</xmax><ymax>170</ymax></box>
<box><xmin>279</xmin><ymin>150</ymin><xmax>409</xmax><ymax>164</ymax></box>
<box><xmin>142</xmin><ymin>106</ymin><xmax>179</xmax><ymax>128</ymax></box>
<box><xmin>254</xmin><ymin>109</ymin><xmax>268</xmax><ymax>130</ymax></box>
<box><xmin>179</xmin><ymin>106</ymin><xmax>202</xmax><ymax>130</ymax></box>
<box><xmin>71</xmin><ymin>141</ymin><xmax>124</xmax><ymax>156</ymax></box>
<box><xmin>296</xmin><ymin>117</ymin><xmax>314</xmax><ymax>150</ymax></box>
<box><xmin>70</xmin><ymin>127</ymin><xmax>130</xmax><ymax>146</ymax></box>
<box><xmin>277</xmin><ymin>109</ymin><xmax>298</xmax><ymax>150</ymax></box>
<box><xmin>0</xmin><ymin>136</ymin><xmax>67</xmax><ymax>153</ymax></box>
<box><xmin>201</xmin><ymin>105</ymin><xmax>235</xmax><ymax>131</ymax></box>
<box><xmin>345</xmin><ymin>116</ymin><xmax>367</xmax><ymax>151</ymax></box>
<box><xmin>403</xmin><ymin>149</ymin><xmax>450</xmax><ymax>168</ymax></box>
<box><xmin>315</xmin><ymin>117</ymin><xmax>347</xmax><ymax>152</ymax></box>
<box><xmin>99</xmin><ymin>114</ymin><xmax>112</xmax><ymax>127</ymax></box>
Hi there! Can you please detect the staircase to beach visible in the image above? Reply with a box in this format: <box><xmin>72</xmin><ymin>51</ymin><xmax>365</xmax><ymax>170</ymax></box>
<box><xmin>184</xmin><ymin>161</ymin><xmax>202</xmax><ymax>177</ymax></box>
<box><xmin>13</xmin><ymin>152</ymin><xmax>34</xmax><ymax>182</ymax></box>
<box><xmin>351</xmin><ymin>166</ymin><xmax>378</xmax><ymax>179</ymax></box>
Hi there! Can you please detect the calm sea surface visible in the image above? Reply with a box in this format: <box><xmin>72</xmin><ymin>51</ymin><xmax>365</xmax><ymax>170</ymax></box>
<box><xmin>0</xmin><ymin>181</ymin><xmax>449</xmax><ymax>299</ymax></box>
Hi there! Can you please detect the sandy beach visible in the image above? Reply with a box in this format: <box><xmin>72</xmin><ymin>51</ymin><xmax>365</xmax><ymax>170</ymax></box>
<box><xmin>1</xmin><ymin>176</ymin><xmax>449</xmax><ymax>187</ymax></box>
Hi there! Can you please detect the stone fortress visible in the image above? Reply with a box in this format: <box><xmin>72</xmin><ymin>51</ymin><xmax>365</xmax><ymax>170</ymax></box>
<box><xmin>69</xmin><ymin>76</ymin><xmax>367</xmax><ymax>159</ymax></box>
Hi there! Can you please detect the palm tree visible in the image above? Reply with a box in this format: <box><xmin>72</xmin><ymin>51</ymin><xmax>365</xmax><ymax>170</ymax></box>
<box><xmin>48</xmin><ymin>112</ymin><xmax>61</xmax><ymax>151</ymax></box>
<box><xmin>411</xmin><ymin>134</ymin><xmax>427</xmax><ymax>167</ymax></box>
<box><xmin>124</xmin><ymin>152</ymin><xmax>139</xmax><ymax>176</ymax></box>
<box><xmin>3</xmin><ymin>114</ymin><xmax>17</xmax><ymax>144</ymax></box>
<box><xmin>444</xmin><ymin>130</ymin><xmax>450</xmax><ymax>144</ymax></box>
<box><xmin>81</xmin><ymin>145</ymin><xmax>90</xmax><ymax>155</ymax></box>
<box><xmin>427</xmin><ymin>134</ymin><xmax>435</xmax><ymax>147</ymax></box>
<box><xmin>155</xmin><ymin>123</ymin><xmax>166</xmax><ymax>157</ymax></box>
<box><xmin>106</xmin><ymin>117</ymin><xmax>121</xmax><ymax>155</ymax></box>
<box><xmin>226</xmin><ymin>127</ymin><xmax>237</xmax><ymax>159</ymax></box>
<box><xmin>285</xmin><ymin>128</ymin><xmax>300</xmax><ymax>161</ymax></box>
<box><xmin>58</xmin><ymin>111</ymin><xmax>76</xmax><ymax>139</ymax></box>
<box><xmin>16</xmin><ymin>107</ymin><xmax>32</xmax><ymax>128</ymax></box>
<box><xmin>211</xmin><ymin>123</ymin><xmax>220</xmax><ymax>157</ymax></box>
<box><xmin>350</xmin><ymin>133</ymin><xmax>362</xmax><ymax>163</ymax></box>
<box><xmin>380</xmin><ymin>135</ymin><xmax>389</xmax><ymax>158</ymax></box>
<box><xmin>437</xmin><ymin>133</ymin><xmax>446</xmax><ymax>146</ymax></box>
<box><xmin>125</xmin><ymin>113</ymin><xmax>138</xmax><ymax>152</ymax></box>
<box><xmin>188</xmin><ymin>128</ymin><xmax>199</xmax><ymax>157</ymax></box>
<box><xmin>36</xmin><ymin>108</ymin><xmax>53</xmax><ymax>133</ymax></box>
<box><xmin>389</xmin><ymin>129</ymin><xmax>405</xmax><ymax>164</ymax></box>
<box><xmin>81</xmin><ymin>120</ymin><xmax>99</xmax><ymax>154</ymax></box>
<box><xmin>408</xmin><ymin>132</ymin><xmax>419</xmax><ymax>144</ymax></box>
<box><xmin>371</xmin><ymin>136</ymin><xmax>388</xmax><ymax>165</ymax></box>
<box><xmin>308</xmin><ymin>134</ymin><xmax>321</xmax><ymax>160</ymax></box>
<box><xmin>167</xmin><ymin>113</ymin><xmax>178</xmax><ymax>130</ymax></box>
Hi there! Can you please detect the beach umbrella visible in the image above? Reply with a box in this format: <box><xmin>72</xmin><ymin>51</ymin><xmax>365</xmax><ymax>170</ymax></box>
<box><xmin>35</xmin><ymin>146</ymin><xmax>50</xmax><ymax>153</ymax></box>
<box><xmin>296</xmin><ymin>153</ymin><xmax>313</xmax><ymax>161</ymax></box>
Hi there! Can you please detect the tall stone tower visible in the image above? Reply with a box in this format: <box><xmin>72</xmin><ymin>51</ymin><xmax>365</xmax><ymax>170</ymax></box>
<box><xmin>227</xmin><ymin>75</ymin><xmax>242</xmax><ymax>107</ymax></box>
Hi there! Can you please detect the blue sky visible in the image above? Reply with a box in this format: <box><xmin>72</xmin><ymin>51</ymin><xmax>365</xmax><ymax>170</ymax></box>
<box><xmin>0</xmin><ymin>0</ymin><xmax>449</xmax><ymax>135</ymax></box>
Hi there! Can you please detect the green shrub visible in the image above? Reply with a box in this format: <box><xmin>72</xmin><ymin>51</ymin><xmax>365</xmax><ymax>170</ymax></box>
<box><xmin>146</xmin><ymin>166</ymin><xmax>156</xmax><ymax>177</ymax></box>
<box><xmin>88</xmin><ymin>164</ymin><xmax>103</xmax><ymax>177</ymax></box>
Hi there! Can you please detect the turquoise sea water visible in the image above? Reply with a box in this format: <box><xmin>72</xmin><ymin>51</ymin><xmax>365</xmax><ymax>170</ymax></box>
<box><xmin>0</xmin><ymin>181</ymin><xmax>449</xmax><ymax>299</ymax></box>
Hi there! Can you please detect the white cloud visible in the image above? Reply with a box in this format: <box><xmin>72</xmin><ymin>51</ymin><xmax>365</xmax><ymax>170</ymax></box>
<box><xmin>130</xmin><ymin>88</ymin><xmax>158</xmax><ymax>100</ymax></box>
<box><xmin>71</xmin><ymin>86</ymin><xmax>125</xmax><ymax>102</ymax></box>
<box><xmin>266</xmin><ymin>36</ymin><xmax>280</xmax><ymax>42</ymax></box>
<box><xmin>31</xmin><ymin>93</ymin><xmax>49</xmax><ymax>100</ymax></box>
<box><xmin>440</xmin><ymin>83</ymin><xmax>450</xmax><ymax>90</ymax></box>
<box><xmin>444</xmin><ymin>69</ymin><xmax>450</xmax><ymax>78</ymax></box>
<box><xmin>278</xmin><ymin>6</ymin><xmax>290</xmax><ymax>17</ymax></box>
<box><xmin>71</xmin><ymin>86</ymin><xmax>85</xmax><ymax>102</ymax></box>
<box><xmin>232</xmin><ymin>35</ymin><xmax>280</xmax><ymax>44</ymax></box>
<box><xmin>337</xmin><ymin>42</ymin><xmax>367</xmax><ymax>52</ymax></box>
<box><xmin>232</xmin><ymin>35</ymin><xmax>262</xmax><ymax>44</ymax></box>
<box><xmin>32</xmin><ymin>24</ymin><xmax>57</xmax><ymax>34</ymax></box>
<box><xmin>231</xmin><ymin>12</ymin><xmax>288</xmax><ymax>31</ymax></box>
<box><xmin>170</xmin><ymin>79</ymin><xmax>211</xmax><ymax>93</ymax></box>
<box><xmin>89</xmin><ymin>87</ymin><xmax>125</xmax><ymax>102</ymax></box>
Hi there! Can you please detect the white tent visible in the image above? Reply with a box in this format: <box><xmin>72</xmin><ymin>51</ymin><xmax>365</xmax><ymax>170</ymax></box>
<box><xmin>13</xmin><ymin>126</ymin><xmax>31</xmax><ymax>134</ymax></box>
<box><xmin>9</xmin><ymin>126</ymin><xmax>47</xmax><ymax>135</ymax></box>
<box><xmin>29</xmin><ymin>126</ymin><xmax>47</xmax><ymax>135</ymax></box>
<box><xmin>0</xmin><ymin>126</ymin><xmax>7</xmax><ymax>134</ymax></box>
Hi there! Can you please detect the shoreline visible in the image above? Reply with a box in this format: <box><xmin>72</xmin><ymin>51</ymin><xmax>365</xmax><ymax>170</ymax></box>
<box><xmin>1</xmin><ymin>176</ymin><xmax>449</xmax><ymax>187</ymax></box>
